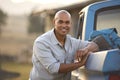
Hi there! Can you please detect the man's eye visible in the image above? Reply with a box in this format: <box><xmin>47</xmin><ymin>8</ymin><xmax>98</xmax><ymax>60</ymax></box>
<box><xmin>58</xmin><ymin>20</ymin><xmax>63</xmax><ymax>24</ymax></box>
<box><xmin>66</xmin><ymin>21</ymin><xmax>70</xmax><ymax>24</ymax></box>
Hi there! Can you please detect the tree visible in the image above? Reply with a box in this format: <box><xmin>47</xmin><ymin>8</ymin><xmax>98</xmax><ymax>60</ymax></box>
<box><xmin>0</xmin><ymin>9</ymin><xmax>7</xmax><ymax>36</ymax></box>
<box><xmin>28</xmin><ymin>14</ymin><xmax>45</xmax><ymax>34</ymax></box>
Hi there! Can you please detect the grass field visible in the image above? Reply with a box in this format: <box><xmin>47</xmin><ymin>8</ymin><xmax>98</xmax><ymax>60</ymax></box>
<box><xmin>0</xmin><ymin>27</ymin><xmax>40</xmax><ymax>80</ymax></box>
<box><xmin>1</xmin><ymin>61</ymin><xmax>32</xmax><ymax>80</ymax></box>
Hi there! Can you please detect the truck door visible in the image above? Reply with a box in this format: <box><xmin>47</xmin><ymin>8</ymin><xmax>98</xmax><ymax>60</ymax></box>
<box><xmin>95</xmin><ymin>6</ymin><xmax>120</xmax><ymax>36</ymax></box>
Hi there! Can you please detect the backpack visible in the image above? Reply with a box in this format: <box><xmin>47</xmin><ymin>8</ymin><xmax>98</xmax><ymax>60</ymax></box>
<box><xmin>89</xmin><ymin>28</ymin><xmax>120</xmax><ymax>51</ymax></box>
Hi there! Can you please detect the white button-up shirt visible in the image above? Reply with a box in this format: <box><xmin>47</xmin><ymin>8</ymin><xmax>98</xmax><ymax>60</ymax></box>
<box><xmin>29</xmin><ymin>29</ymin><xmax>89</xmax><ymax>80</ymax></box>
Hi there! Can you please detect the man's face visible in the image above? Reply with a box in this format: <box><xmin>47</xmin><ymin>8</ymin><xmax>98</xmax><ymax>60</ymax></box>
<box><xmin>53</xmin><ymin>13</ymin><xmax>71</xmax><ymax>36</ymax></box>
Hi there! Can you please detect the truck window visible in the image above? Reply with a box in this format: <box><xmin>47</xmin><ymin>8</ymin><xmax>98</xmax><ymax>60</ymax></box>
<box><xmin>76</xmin><ymin>12</ymin><xmax>84</xmax><ymax>39</ymax></box>
<box><xmin>96</xmin><ymin>8</ymin><xmax>120</xmax><ymax>36</ymax></box>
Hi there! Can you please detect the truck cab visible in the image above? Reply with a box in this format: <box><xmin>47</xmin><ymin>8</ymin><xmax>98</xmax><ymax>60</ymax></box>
<box><xmin>76</xmin><ymin>0</ymin><xmax>120</xmax><ymax>40</ymax></box>
<box><xmin>73</xmin><ymin>0</ymin><xmax>120</xmax><ymax>80</ymax></box>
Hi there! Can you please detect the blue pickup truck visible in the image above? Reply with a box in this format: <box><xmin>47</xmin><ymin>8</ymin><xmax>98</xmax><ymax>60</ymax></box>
<box><xmin>73</xmin><ymin>0</ymin><xmax>120</xmax><ymax>80</ymax></box>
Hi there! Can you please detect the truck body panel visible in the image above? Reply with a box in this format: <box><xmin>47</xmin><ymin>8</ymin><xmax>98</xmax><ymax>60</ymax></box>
<box><xmin>73</xmin><ymin>0</ymin><xmax>120</xmax><ymax>79</ymax></box>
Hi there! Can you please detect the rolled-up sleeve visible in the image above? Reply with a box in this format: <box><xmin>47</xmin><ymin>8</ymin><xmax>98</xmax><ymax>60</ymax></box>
<box><xmin>71</xmin><ymin>38</ymin><xmax>90</xmax><ymax>50</ymax></box>
<box><xmin>33</xmin><ymin>41</ymin><xmax>60</xmax><ymax>74</ymax></box>
<box><xmin>78</xmin><ymin>40</ymin><xmax>90</xmax><ymax>49</ymax></box>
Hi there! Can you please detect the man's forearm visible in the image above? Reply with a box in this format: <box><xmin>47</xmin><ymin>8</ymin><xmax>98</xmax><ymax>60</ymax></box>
<box><xmin>86</xmin><ymin>42</ymin><xmax>99</xmax><ymax>52</ymax></box>
<box><xmin>58</xmin><ymin>52</ymin><xmax>89</xmax><ymax>73</ymax></box>
<box><xmin>58</xmin><ymin>62</ymin><xmax>83</xmax><ymax>73</ymax></box>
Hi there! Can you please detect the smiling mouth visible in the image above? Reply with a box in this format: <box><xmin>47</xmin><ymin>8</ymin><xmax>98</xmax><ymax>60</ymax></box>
<box><xmin>61</xmin><ymin>29</ymin><xmax>67</xmax><ymax>31</ymax></box>
<box><xmin>61</xmin><ymin>29</ymin><xmax>69</xmax><ymax>33</ymax></box>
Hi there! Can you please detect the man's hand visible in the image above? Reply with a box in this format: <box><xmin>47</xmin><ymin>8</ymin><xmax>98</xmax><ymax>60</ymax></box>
<box><xmin>74</xmin><ymin>51</ymin><xmax>90</xmax><ymax>67</ymax></box>
<box><xmin>74</xmin><ymin>42</ymin><xmax>99</xmax><ymax>66</ymax></box>
<box><xmin>74</xmin><ymin>48</ymin><xmax>89</xmax><ymax>62</ymax></box>
<box><xmin>80</xmin><ymin>52</ymin><xmax>90</xmax><ymax>66</ymax></box>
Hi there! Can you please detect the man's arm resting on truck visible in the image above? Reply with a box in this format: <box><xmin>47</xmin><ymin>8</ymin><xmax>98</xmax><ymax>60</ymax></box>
<box><xmin>75</xmin><ymin>42</ymin><xmax>99</xmax><ymax>61</ymax></box>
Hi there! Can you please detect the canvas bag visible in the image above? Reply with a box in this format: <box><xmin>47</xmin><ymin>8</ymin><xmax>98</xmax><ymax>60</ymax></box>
<box><xmin>89</xmin><ymin>28</ymin><xmax>120</xmax><ymax>51</ymax></box>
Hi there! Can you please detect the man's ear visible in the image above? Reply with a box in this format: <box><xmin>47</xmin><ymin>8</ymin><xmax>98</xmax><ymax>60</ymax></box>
<box><xmin>53</xmin><ymin>19</ymin><xmax>55</xmax><ymax>25</ymax></box>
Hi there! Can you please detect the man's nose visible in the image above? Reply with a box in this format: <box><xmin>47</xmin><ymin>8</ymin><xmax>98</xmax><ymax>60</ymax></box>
<box><xmin>62</xmin><ymin>22</ymin><xmax>67</xmax><ymax>27</ymax></box>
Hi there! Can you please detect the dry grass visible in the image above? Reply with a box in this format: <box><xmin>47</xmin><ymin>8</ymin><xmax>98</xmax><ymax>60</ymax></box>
<box><xmin>1</xmin><ymin>61</ymin><xmax>32</xmax><ymax>80</ymax></box>
<box><xmin>0</xmin><ymin>32</ymin><xmax>40</xmax><ymax>80</ymax></box>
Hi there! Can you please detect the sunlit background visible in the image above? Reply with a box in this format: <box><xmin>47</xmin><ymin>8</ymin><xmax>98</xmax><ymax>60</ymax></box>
<box><xmin>0</xmin><ymin>0</ymin><xmax>103</xmax><ymax>80</ymax></box>
<box><xmin>0</xmin><ymin>0</ymin><xmax>82</xmax><ymax>15</ymax></box>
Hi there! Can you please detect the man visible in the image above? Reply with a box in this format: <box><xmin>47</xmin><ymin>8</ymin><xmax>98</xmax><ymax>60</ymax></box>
<box><xmin>29</xmin><ymin>10</ymin><xmax>99</xmax><ymax>80</ymax></box>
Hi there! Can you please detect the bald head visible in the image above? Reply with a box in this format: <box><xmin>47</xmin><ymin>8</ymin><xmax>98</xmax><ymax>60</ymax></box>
<box><xmin>53</xmin><ymin>10</ymin><xmax>72</xmax><ymax>37</ymax></box>
<box><xmin>54</xmin><ymin>10</ymin><xmax>71</xmax><ymax>20</ymax></box>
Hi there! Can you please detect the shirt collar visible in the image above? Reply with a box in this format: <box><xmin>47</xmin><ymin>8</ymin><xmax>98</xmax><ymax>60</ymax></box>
<box><xmin>50</xmin><ymin>28</ymin><xmax>60</xmax><ymax>45</ymax></box>
<box><xmin>50</xmin><ymin>28</ymin><xmax>71</xmax><ymax>47</ymax></box>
